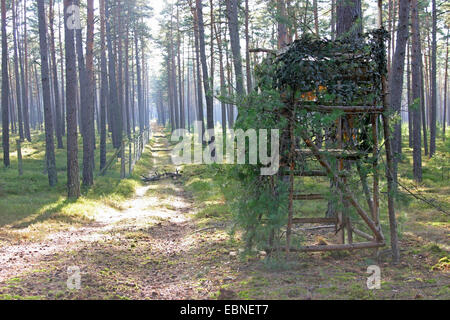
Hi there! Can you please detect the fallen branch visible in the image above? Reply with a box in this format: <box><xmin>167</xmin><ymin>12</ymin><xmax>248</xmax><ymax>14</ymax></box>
<box><xmin>141</xmin><ymin>170</ymin><xmax>182</xmax><ymax>182</ymax></box>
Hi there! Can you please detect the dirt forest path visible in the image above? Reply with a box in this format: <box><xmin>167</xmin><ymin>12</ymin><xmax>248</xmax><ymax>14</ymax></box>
<box><xmin>0</xmin><ymin>129</ymin><xmax>238</xmax><ymax>299</ymax></box>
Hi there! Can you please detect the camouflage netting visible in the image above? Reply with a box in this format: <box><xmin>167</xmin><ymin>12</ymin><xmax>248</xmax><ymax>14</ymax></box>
<box><xmin>256</xmin><ymin>29</ymin><xmax>389</xmax><ymax>107</ymax></box>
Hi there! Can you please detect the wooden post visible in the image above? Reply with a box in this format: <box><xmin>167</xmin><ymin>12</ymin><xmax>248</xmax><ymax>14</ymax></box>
<box><xmin>337</xmin><ymin>117</ymin><xmax>345</xmax><ymax>244</ymax></box>
<box><xmin>372</xmin><ymin>114</ymin><xmax>380</xmax><ymax>226</ymax></box>
<box><xmin>16</xmin><ymin>139</ymin><xmax>23</xmax><ymax>176</ymax></box>
<box><xmin>134</xmin><ymin>134</ymin><xmax>137</xmax><ymax>165</ymax></box>
<box><xmin>128</xmin><ymin>139</ymin><xmax>132</xmax><ymax>176</ymax></box>
<box><xmin>286</xmin><ymin>114</ymin><xmax>295</xmax><ymax>255</ymax></box>
<box><xmin>120</xmin><ymin>140</ymin><xmax>125</xmax><ymax>179</ymax></box>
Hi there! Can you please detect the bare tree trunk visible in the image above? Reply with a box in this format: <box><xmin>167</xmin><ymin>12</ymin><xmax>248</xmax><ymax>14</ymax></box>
<box><xmin>130</xmin><ymin>43</ymin><xmax>136</xmax><ymax>133</ymax></box>
<box><xmin>135</xmin><ymin>29</ymin><xmax>144</xmax><ymax>133</ymax></box>
<box><xmin>196</xmin><ymin>0</ymin><xmax>215</xmax><ymax>145</ymax></box>
<box><xmin>429</xmin><ymin>0</ymin><xmax>437</xmax><ymax>156</ymax></box>
<box><xmin>58</xmin><ymin>1</ymin><xmax>65</xmax><ymax>136</ymax></box>
<box><xmin>225</xmin><ymin>26</ymin><xmax>234</xmax><ymax>127</ymax></box>
<box><xmin>245</xmin><ymin>0</ymin><xmax>252</xmax><ymax>93</ymax></box>
<box><xmin>117</xmin><ymin>0</ymin><xmax>126</xmax><ymax>136</ymax></box>
<box><xmin>49</xmin><ymin>0</ymin><xmax>63</xmax><ymax>149</ymax></box>
<box><xmin>420</xmin><ymin>54</ymin><xmax>428</xmax><ymax>156</ymax></box>
<box><xmin>169</xmin><ymin>6</ymin><xmax>179</xmax><ymax>129</ymax></box>
<box><xmin>411</xmin><ymin>0</ymin><xmax>422</xmax><ymax>182</ymax></box>
<box><xmin>1</xmin><ymin>0</ymin><xmax>10</xmax><ymax>167</ymax></box>
<box><xmin>444</xmin><ymin>31</ymin><xmax>449</xmax><ymax>141</ymax></box>
<box><xmin>186</xmin><ymin>49</ymin><xmax>191</xmax><ymax>131</ymax></box>
<box><xmin>336</xmin><ymin>0</ymin><xmax>362</xmax><ymax>38</ymax></box>
<box><xmin>106</xmin><ymin>0</ymin><xmax>122</xmax><ymax>148</ymax></box>
<box><xmin>8</xmin><ymin>63</ymin><xmax>16</xmax><ymax>135</ymax></box>
<box><xmin>389</xmin><ymin>0</ymin><xmax>410</xmax><ymax>187</ymax></box>
<box><xmin>190</xmin><ymin>0</ymin><xmax>205</xmax><ymax>134</ymax></box>
<box><xmin>407</xmin><ymin>41</ymin><xmax>413</xmax><ymax>147</ymax></box>
<box><xmin>64</xmin><ymin>0</ymin><xmax>81</xmax><ymax>198</ymax></box>
<box><xmin>313</xmin><ymin>0</ymin><xmax>319</xmax><ymax>36</ymax></box>
<box><xmin>12</xmin><ymin>0</ymin><xmax>24</xmax><ymax>141</ymax></box>
<box><xmin>21</xmin><ymin>0</ymin><xmax>31</xmax><ymax>142</ymax></box>
<box><xmin>177</xmin><ymin>17</ymin><xmax>185</xmax><ymax>130</ymax></box>
<box><xmin>124</xmin><ymin>4</ymin><xmax>131</xmax><ymax>137</ymax></box>
<box><xmin>331</xmin><ymin>0</ymin><xmax>336</xmax><ymax>40</ymax></box>
<box><xmin>215</xmin><ymin>21</ymin><xmax>227</xmax><ymax>136</ymax></box>
<box><xmin>277</xmin><ymin>0</ymin><xmax>288</xmax><ymax>48</ymax></box>
<box><xmin>210</xmin><ymin>0</ymin><xmax>215</xmax><ymax>96</ymax></box>
<box><xmin>37</xmin><ymin>0</ymin><xmax>57</xmax><ymax>186</ymax></box>
<box><xmin>226</xmin><ymin>0</ymin><xmax>245</xmax><ymax>96</ymax></box>
<box><xmin>82</xmin><ymin>0</ymin><xmax>95</xmax><ymax>186</ymax></box>
<box><xmin>99</xmin><ymin>0</ymin><xmax>108</xmax><ymax>170</ymax></box>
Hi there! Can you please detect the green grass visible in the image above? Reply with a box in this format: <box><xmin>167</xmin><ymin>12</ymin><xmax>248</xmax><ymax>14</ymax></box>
<box><xmin>0</xmin><ymin>129</ymin><xmax>154</xmax><ymax>242</ymax></box>
<box><xmin>182</xmin><ymin>164</ymin><xmax>233</xmax><ymax>224</ymax></box>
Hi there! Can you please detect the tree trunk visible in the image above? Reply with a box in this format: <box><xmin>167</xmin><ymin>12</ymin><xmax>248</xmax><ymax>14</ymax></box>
<box><xmin>191</xmin><ymin>0</ymin><xmax>205</xmax><ymax>134</ymax></box>
<box><xmin>83</xmin><ymin>0</ymin><xmax>95</xmax><ymax>186</ymax></box>
<box><xmin>215</xmin><ymin>21</ymin><xmax>227</xmax><ymax>136</ymax></box>
<box><xmin>277</xmin><ymin>0</ymin><xmax>288</xmax><ymax>48</ymax></box>
<box><xmin>336</xmin><ymin>0</ymin><xmax>362</xmax><ymax>38</ymax></box>
<box><xmin>245</xmin><ymin>0</ymin><xmax>253</xmax><ymax>93</ymax></box>
<box><xmin>106</xmin><ymin>0</ymin><xmax>122</xmax><ymax>148</ymax></box>
<box><xmin>64</xmin><ymin>0</ymin><xmax>81</xmax><ymax>198</ymax></box>
<box><xmin>443</xmin><ymin>31</ymin><xmax>449</xmax><ymax>141</ymax></box>
<box><xmin>196</xmin><ymin>0</ymin><xmax>215</xmax><ymax>146</ymax></box>
<box><xmin>37</xmin><ymin>0</ymin><xmax>57</xmax><ymax>186</ymax></box>
<box><xmin>99</xmin><ymin>0</ymin><xmax>108</xmax><ymax>170</ymax></box>
<box><xmin>389</xmin><ymin>0</ymin><xmax>410</xmax><ymax>187</ymax></box>
<box><xmin>429</xmin><ymin>0</ymin><xmax>437</xmax><ymax>157</ymax></box>
<box><xmin>1</xmin><ymin>0</ymin><xmax>10</xmax><ymax>167</ymax></box>
<box><xmin>58</xmin><ymin>0</ymin><xmax>66</xmax><ymax>136</ymax></box>
<box><xmin>116</xmin><ymin>0</ymin><xmax>125</xmax><ymax>136</ymax></box>
<box><xmin>313</xmin><ymin>0</ymin><xmax>319</xmax><ymax>37</ymax></box>
<box><xmin>420</xmin><ymin>53</ymin><xmax>428</xmax><ymax>156</ymax></box>
<box><xmin>226</xmin><ymin>0</ymin><xmax>245</xmax><ymax>96</ymax></box>
<box><xmin>411</xmin><ymin>0</ymin><xmax>422</xmax><ymax>182</ymax></box>
<box><xmin>170</xmin><ymin>6</ymin><xmax>179</xmax><ymax>129</ymax></box>
<box><xmin>49</xmin><ymin>0</ymin><xmax>63</xmax><ymax>149</ymax></box>
<box><xmin>21</xmin><ymin>0</ymin><xmax>31</xmax><ymax>142</ymax></box>
<box><xmin>331</xmin><ymin>0</ymin><xmax>336</xmax><ymax>40</ymax></box>
<box><xmin>135</xmin><ymin>29</ymin><xmax>144</xmax><ymax>132</ymax></box>
<box><xmin>124</xmin><ymin>5</ymin><xmax>131</xmax><ymax>138</ymax></box>
<box><xmin>407</xmin><ymin>41</ymin><xmax>413</xmax><ymax>147</ymax></box>
<box><xmin>12</xmin><ymin>0</ymin><xmax>24</xmax><ymax>141</ymax></box>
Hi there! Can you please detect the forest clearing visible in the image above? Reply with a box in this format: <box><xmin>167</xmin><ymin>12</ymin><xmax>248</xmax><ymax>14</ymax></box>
<box><xmin>0</xmin><ymin>0</ymin><xmax>449</xmax><ymax>303</ymax></box>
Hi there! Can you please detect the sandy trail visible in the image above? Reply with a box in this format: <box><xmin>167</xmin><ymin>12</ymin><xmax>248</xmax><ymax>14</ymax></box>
<box><xmin>0</xmin><ymin>132</ymin><xmax>195</xmax><ymax>286</ymax></box>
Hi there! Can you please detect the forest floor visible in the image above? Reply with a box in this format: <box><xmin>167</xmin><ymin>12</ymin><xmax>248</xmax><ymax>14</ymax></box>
<box><xmin>0</xmin><ymin>126</ymin><xmax>448</xmax><ymax>300</ymax></box>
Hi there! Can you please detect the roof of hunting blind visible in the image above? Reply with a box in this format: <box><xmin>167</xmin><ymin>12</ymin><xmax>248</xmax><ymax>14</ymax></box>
<box><xmin>256</xmin><ymin>29</ymin><xmax>389</xmax><ymax>107</ymax></box>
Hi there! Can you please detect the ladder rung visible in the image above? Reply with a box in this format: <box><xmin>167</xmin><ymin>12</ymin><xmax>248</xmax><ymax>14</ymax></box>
<box><xmin>292</xmin><ymin>170</ymin><xmax>328</xmax><ymax>177</ymax></box>
<box><xmin>292</xmin><ymin>217</ymin><xmax>337</xmax><ymax>224</ymax></box>
<box><xmin>282</xmin><ymin>170</ymin><xmax>350</xmax><ymax>177</ymax></box>
<box><xmin>293</xmin><ymin>193</ymin><xmax>325</xmax><ymax>200</ymax></box>
<box><xmin>296</xmin><ymin>105</ymin><xmax>384</xmax><ymax>113</ymax></box>
<box><xmin>296</xmin><ymin>149</ymin><xmax>365</xmax><ymax>160</ymax></box>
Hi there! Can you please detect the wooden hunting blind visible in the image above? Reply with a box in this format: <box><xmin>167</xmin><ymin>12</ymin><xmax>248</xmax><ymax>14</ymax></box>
<box><xmin>249</xmin><ymin>28</ymin><xmax>397</xmax><ymax>254</ymax></box>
